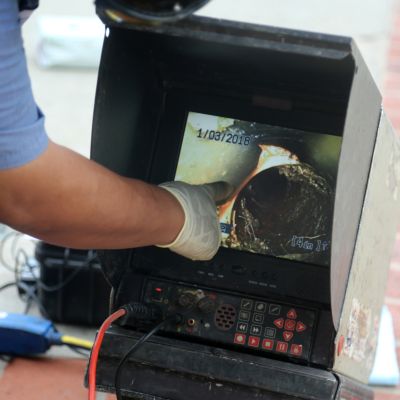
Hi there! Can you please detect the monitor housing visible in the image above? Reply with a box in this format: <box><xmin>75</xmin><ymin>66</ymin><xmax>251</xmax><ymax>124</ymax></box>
<box><xmin>90</xmin><ymin>12</ymin><xmax>400</xmax><ymax>399</ymax></box>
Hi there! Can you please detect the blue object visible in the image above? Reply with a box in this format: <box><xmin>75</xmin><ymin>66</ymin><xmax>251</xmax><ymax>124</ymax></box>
<box><xmin>0</xmin><ymin>312</ymin><xmax>61</xmax><ymax>355</ymax></box>
<box><xmin>0</xmin><ymin>0</ymin><xmax>48</xmax><ymax>170</ymax></box>
<box><xmin>369</xmin><ymin>306</ymin><xmax>400</xmax><ymax>386</ymax></box>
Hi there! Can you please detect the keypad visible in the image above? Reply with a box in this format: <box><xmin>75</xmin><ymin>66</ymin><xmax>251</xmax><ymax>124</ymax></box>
<box><xmin>253</xmin><ymin>313</ymin><xmax>264</xmax><ymax>324</ymax></box>
<box><xmin>234</xmin><ymin>297</ymin><xmax>315</xmax><ymax>360</ymax></box>
<box><xmin>144</xmin><ymin>280</ymin><xmax>315</xmax><ymax>362</ymax></box>
<box><xmin>255</xmin><ymin>302</ymin><xmax>267</xmax><ymax>312</ymax></box>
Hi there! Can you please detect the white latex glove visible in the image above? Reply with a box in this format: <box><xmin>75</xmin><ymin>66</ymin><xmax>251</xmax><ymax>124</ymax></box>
<box><xmin>157</xmin><ymin>181</ymin><xmax>233</xmax><ymax>261</ymax></box>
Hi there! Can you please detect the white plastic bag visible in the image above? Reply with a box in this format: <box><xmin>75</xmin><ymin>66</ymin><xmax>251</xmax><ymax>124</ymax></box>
<box><xmin>36</xmin><ymin>16</ymin><xmax>104</xmax><ymax>68</ymax></box>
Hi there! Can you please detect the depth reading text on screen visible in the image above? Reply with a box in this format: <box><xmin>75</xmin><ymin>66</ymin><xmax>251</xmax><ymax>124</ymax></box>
<box><xmin>175</xmin><ymin>112</ymin><xmax>342</xmax><ymax>267</ymax></box>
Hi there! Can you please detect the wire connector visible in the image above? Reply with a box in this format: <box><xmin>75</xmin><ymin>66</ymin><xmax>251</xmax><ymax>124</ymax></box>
<box><xmin>118</xmin><ymin>302</ymin><xmax>162</xmax><ymax>326</ymax></box>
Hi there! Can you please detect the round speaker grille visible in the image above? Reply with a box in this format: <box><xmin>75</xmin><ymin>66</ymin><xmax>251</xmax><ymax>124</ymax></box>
<box><xmin>214</xmin><ymin>304</ymin><xmax>237</xmax><ymax>331</ymax></box>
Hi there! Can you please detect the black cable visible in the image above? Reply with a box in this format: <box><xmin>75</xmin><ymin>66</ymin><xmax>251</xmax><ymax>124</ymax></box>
<box><xmin>14</xmin><ymin>284</ymin><xmax>90</xmax><ymax>358</ymax></box>
<box><xmin>16</xmin><ymin>281</ymin><xmax>50</xmax><ymax>319</ymax></box>
<box><xmin>114</xmin><ymin>315</ymin><xmax>180</xmax><ymax>400</ymax></box>
<box><xmin>14</xmin><ymin>249</ymin><xmax>31</xmax><ymax>305</ymax></box>
<box><xmin>67</xmin><ymin>345</ymin><xmax>90</xmax><ymax>358</ymax></box>
<box><xmin>27</xmin><ymin>250</ymin><xmax>97</xmax><ymax>292</ymax></box>
<box><xmin>3</xmin><ymin>237</ymin><xmax>97</xmax><ymax>297</ymax></box>
<box><xmin>0</xmin><ymin>281</ymin><xmax>17</xmax><ymax>293</ymax></box>
<box><xmin>0</xmin><ymin>278</ymin><xmax>48</xmax><ymax>319</ymax></box>
<box><xmin>3</xmin><ymin>244</ymin><xmax>45</xmax><ymax>316</ymax></box>
<box><xmin>23</xmin><ymin>296</ymin><xmax>33</xmax><ymax>314</ymax></box>
<box><xmin>0</xmin><ymin>231</ymin><xmax>20</xmax><ymax>272</ymax></box>
<box><xmin>14</xmin><ymin>248</ymin><xmax>30</xmax><ymax>293</ymax></box>
<box><xmin>11</xmin><ymin>233</ymin><xmax>24</xmax><ymax>261</ymax></box>
<box><xmin>39</xmin><ymin>252</ymin><xmax>97</xmax><ymax>292</ymax></box>
<box><xmin>8</xmin><ymin>282</ymin><xmax>90</xmax><ymax>357</ymax></box>
<box><xmin>0</xmin><ymin>239</ymin><xmax>94</xmax><ymax>359</ymax></box>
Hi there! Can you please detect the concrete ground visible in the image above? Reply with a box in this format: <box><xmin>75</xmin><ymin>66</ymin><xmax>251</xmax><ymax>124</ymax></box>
<box><xmin>0</xmin><ymin>0</ymin><xmax>399</xmax><ymax>399</ymax></box>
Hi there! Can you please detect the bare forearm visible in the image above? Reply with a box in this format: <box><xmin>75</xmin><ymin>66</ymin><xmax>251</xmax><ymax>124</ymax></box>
<box><xmin>0</xmin><ymin>141</ymin><xmax>184</xmax><ymax>249</ymax></box>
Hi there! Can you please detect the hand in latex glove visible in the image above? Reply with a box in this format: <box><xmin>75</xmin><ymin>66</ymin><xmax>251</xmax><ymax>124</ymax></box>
<box><xmin>158</xmin><ymin>181</ymin><xmax>233</xmax><ymax>261</ymax></box>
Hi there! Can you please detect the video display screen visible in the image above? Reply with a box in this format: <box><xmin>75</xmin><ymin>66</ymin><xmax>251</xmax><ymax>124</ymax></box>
<box><xmin>174</xmin><ymin>112</ymin><xmax>342</xmax><ymax>267</ymax></box>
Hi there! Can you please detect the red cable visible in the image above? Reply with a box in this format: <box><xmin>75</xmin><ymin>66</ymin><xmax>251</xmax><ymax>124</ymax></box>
<box><xmin>88</xmin><ymin>308</ymin><xmax>127</xmax><ymax>400</ymax></box>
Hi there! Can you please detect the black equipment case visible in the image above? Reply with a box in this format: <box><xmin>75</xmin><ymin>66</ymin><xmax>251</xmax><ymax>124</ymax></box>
<box><xmin>89</xmin><ymin>7</ymin><xmax>400</xmax><ymax>400</ymax></box>
<box><xmin>35</xmin><ymin>242</ymin><xmax>110</xmax><ymax>326</ymax></box>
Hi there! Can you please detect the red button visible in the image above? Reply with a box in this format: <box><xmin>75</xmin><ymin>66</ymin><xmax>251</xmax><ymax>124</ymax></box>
<box><xmin>234</xmin><ymin>333</ymin><xmax>246</xmax><ymax>345</ymax></box>
<box><xmin>262</xmin><ymin>339</ymin><xmax>274</xmax><ymax>351</ymax></box>
<box><xmin>274</xmin><ymin>318</ymin><xmax>284</xmax><ymax>329</ymax></box>
<box><xmin>296</xmin><ymin>321</ymin><xmax>307</xmax><ymax>332</ymax></box>
<box><xmin>283</xmin><ymin>331</ymin><xmax>294</xmax><ymax>341</ymax></box>
<box><xmin>287</xmin><ymin>309</ymin><xmax>297</xmax><ymax>319</ymax></box>
<box><xmin>276</xmin><ymin>341</ymin><xmax>288</xmax><ymax>353</ymax></box>
<box><xmin>290</xmin><ymin>344</ymin><xmax>303</xmax><ymax>356</ymax></box>
<box><xmin>248</xmin><ymin>336</ymin><xmax>260</xmax><ymax>348</ymax></box>
<box><xmin>284</xmin><ymin>319</ymin><xmax>296</xmax><ymax>331</ymax></box>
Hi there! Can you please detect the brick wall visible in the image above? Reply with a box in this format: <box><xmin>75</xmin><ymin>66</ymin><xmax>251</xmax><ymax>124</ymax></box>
<box><xmin>374</xmin><ymin>6</ymin><xmax>400</xmax><ymax>400</ymax></box>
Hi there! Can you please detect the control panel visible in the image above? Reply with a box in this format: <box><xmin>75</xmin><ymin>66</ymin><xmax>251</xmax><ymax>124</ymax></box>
<box><xmin>143</xmin><ymin>280</ymin><xmax>317</xmax><ymax>361</ymax></box>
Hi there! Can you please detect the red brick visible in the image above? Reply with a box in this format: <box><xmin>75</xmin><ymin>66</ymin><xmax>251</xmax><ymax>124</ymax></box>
<box><xmin>387</xmin><ymin>63</ymin><xmax>400</xmax><ymax>74</ymax></box>
<box><xmin>384</xmin><ymin>87</ymin><xmax>400</xmax><ymax>98</ymax></box>
<box><xmin>385</xmin><ymin>73</ymin><xmax>400</xmax><ymax>90</ymax></box>
<box><xmin>390</xmin><ymin>30</ymin><xmax>400</xmax><ymax>43</ymax></box>
<box><xmin>382</xmin><ymin>108</ymin><xmax>400</xmax><ymax>120</ymax></box>
<box><xmin>388</xmin><ymin>38</ymin><xmax>400</xmax><ymax>50</ymax></box>
<box><xmin>393</xmin><ymin>15</ymin><xmax>400</xmax><ymax>27</ymax></box>
<box><xmin>388</xmin><ymin>46</ymin><xmax>400</xmax><ymax>62</ymax></box>
<box><xmin>385</xmin><ymin>84</ymin><xmax>400</xmax><ymax>94</ymax></box>
<box><xmin>387</xmin><ymin>302</ymin><xmax>400</xmax><ymax>340</ymax></box>
<box><xmin>388</xmin><ymin>37</ymin><xmax>400</xmax><ymax>48</ymax></box>
<box><xmin>391</xmin><ymin>234</ymin><xmax>400</xmax><ymax>264</ymax></box>
<box><xmin>382</xmin><ymin>97</ymin><xmax>400</xmax><ymax>110</ymax></box>
<box><xmin>397</xmin><ymin>344</ymin><xmax>400</xmax><ymax>368</ymax></box>
<box><xmin>374</xmin><ymin>391</ymin><xmax>400</xmax><ymax>400</ymax></box>
<box><xmin>386</xmin><ymin>269</ymin><xmax>400</xmax><ymax>298</ymax></box>
<box><xmin>387</xmin><ymin>54</ymin><xmax>400</xmax><ymax>69</ymax></box>
<box><xmin>382</xmin><ymin>99</ymin><xmax>400</xmax><ymax>112</ymax></box>
<box><xmin>373</xmin><ymin>7</ymin><xmax>400</xmax><ymax>400</ymax></box>
<box><xmin>387</xmin><ymin>44</ymin><xmax>400</xmax><ymax>59</ymax></box>
<box><xmin>0</xmin><ymin>358</ymin><xmax>88</xmax><ymax>399</ymax></box>
<box><xmin>384</xmin><ymin>81</ymin><xmax>400</xmax><ymax>94</ymax></box>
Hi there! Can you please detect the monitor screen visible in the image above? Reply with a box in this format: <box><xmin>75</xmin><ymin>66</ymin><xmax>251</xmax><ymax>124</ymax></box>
<box><xmin>174</xmin><ymin>112</ymin><xmax>342</xmax><ymax>267</ymax></box>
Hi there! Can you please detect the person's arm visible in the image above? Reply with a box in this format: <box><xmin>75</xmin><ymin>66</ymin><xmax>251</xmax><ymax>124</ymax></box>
<box><xmin>1</xmin><ymin>1</ymin><xmax>183</xmax><ymax>249</ymax></box>
<box><xmin>0</xmin><ymin>0</ymin><xmax>231</xmax><ymax>261</ymax></box>
<box><xmin>0</xmin><ymin>140</ymin><xmax>184</xmax><ymax>249</ymax></box>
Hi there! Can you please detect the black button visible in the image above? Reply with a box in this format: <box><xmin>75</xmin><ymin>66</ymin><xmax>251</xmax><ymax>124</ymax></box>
<box><xmin>238</xmin><ymin>311</ymin><xmax>250</xmax><ymax>321</ymax></box>
<box><xmin>250</xmin><ymin>325</ymin><xmax>262</xmax><ymax>336</ymax></box>
<box><xmin>253</xmin><ymin>313</ymin><xmax>264</xmax><ymax>324</ymax></box>
<box><xmin>269</xmin><ymin>304</ymin><xmax>281</xmax><ymax>315</ymax></box>
<box><xmin>241</xmin><ymin>299</ymin><xmax>253</xmax><ymax>311</ymax></box>
<box><xmin>237</xmin><ymin>322</ymin><xmax>248</xmax><ymax>333</ymax></box>
<box><xmin>255</xmin><ymin>302</ymin><xmax>267</xmax><ymax>313</ymax></box>
<box><xmin>264</xmin><ymin>327</ymin><xmax>276</xmax><ymax>338</ymax></box>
